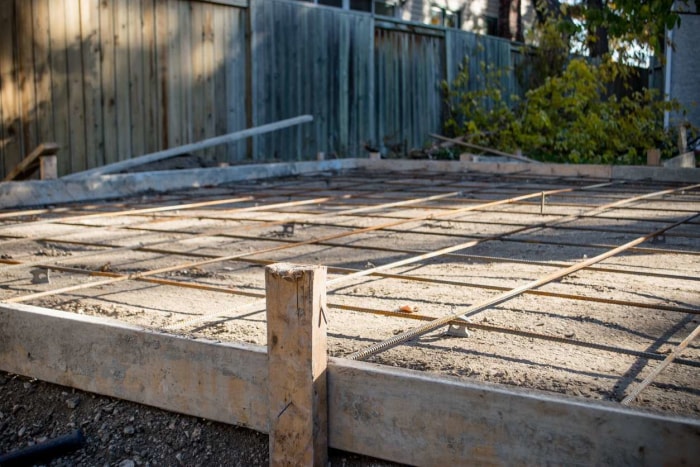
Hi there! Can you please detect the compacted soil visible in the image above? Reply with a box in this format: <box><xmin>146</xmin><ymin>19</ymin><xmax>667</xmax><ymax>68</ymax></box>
<box><xmin>1</xmin><ymin>169</ymin><xmax>699</xmax><ymax>465</ymax></box>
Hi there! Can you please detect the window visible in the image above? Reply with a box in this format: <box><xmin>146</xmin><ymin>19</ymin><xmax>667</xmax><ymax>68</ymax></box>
<box><xmin>483</xmin><ymin>16</ymin><xmax>498</xmax><ymax>36</ymax></box>
<box><xmin>430</xmin><ymin>4</ymin><xmax>460</xmax><ymax>28</ymax></box>
<box><xmin>298</xmin><ymin>0</ymin><xmax>398</xmax><ymax>16</ymax></box>
<box><xmin>350</xmin><ymin>0</ymin><xmax>372</xmax><ymax>12</ymax></box>
<box><xmin>374</xmin><ymin>0</ymin><xmax>397</xmax><ymax>17</ymax></box>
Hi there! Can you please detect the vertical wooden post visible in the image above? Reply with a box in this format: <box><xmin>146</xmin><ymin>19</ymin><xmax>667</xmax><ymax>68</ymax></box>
<box><xmin>265</xmin><ymin>263</ymin><xmax>328</xmax><ymax>466</ymax></box>
<box><xmin>647</xmin><ymin>148</ymin><xmax>661</xmax><ymax>166</ymax></box>
<box><xmin>40</xmin><ymin>155</ymin><xmax>58</xmax><ymax>180</ymax></box>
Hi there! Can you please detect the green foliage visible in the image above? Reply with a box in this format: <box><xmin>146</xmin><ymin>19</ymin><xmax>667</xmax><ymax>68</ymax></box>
<box><xmin>565</xmin><ymin>0</ymin><xmax>698</xmax><ymax>61</ymax></box>
<box><xmin>442</xmin><ymin>52</ymin><xmax>684</xmax><ymax>165</ymax></box>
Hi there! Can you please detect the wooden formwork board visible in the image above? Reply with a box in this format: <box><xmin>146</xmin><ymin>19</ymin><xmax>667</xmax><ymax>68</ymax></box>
<box><xmin>358</xmin><ymin>159</ymin><xmax>700</xmax><ymax>182</ymax></box>
<box><xmin>1</xmin><ymin>303</ymin><xmax>698</xmax><ymax>465</ymax></box>
<box><xmin>2</xmin><ymin>158</ymin><xmax>699</xmax><ymax>210</ymax></box>
<box><xmin>0</xmin><ymin>159</ymin><xmax>359</xmax><ymax>209</ymax></box>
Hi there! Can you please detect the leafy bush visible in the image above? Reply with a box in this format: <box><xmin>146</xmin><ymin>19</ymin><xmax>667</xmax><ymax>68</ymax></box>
<box><xmin>442</xmin><ymin>29</ymin><xmax>686</xmax><ymax>164</ymax></box>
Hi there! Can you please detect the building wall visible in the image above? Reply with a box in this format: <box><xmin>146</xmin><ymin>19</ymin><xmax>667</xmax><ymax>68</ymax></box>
<box><xmin>669</xmin><ymin>11</ymin><xmax>700</xmax><ymax>130</ymax></box>
<box><xmin>400</xmin><ymin>0</ymin><xmax>535</xmax><ymax>37</ymax></box>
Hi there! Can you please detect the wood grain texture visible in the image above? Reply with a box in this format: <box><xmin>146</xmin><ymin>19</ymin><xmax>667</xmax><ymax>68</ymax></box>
<box><xmin>0</xmin><ymin>0</ymin><xmax>22</xmax><ymax>178</ymax></box>
<box><xmin>48</xmin><ymin>0</ymin><xmax>71</xmax><ymax>174</ymax></box>
<box><xmin>0</xmin><ymin>0</ymin><xmax>614</xmax><ymax>177</ymax></box>
<box><xmin>64</xmin><ymin>0</ymin><xmax>87</xmax><ymax>173</ymax></box>
<box><xmin>79</xmin><ymin>0</ymin><xmax>104</xmax><ymax>170</ymax></box>
<box><xmin>2</xmin><ymin>142</ymin><xmax>59</xmax><ymax>181</ymax></box>
<box><xmin>114</xmin><ymin>0</ymin><xmax>131</xmax><ymax>162</ymax></box>
<box><xmin>1</xmin><ymin>301</ymin><xmax>698</xmax><ymax>465</ymax></box>
<box><xmin>99</xmin><ymin>0</ymin><xmax>118</xmax><ymax>166</ymax></box>
<box><xmin>127</xmin><ymin>0</ymin><xmax>145</xmax><ymax>159</ymax></box>
<box><xmin>40</xmin><ymin>154</ymin><xmax>58</xmax><ymax>179</ymax></box>
<box><xmin>328</xmin><ymin>358</ymin><xmax>700</xmax><ymax>466</ymax></box>
<box><xmin>266</xmin><ymin>264</ymin><xmax>328</xmax><ymax>466</ymax></box>
<box><xmin>0</xmin><ymin>303</ymin><xmax>269</xmax><ymax>432</ymax></box>
<box><xmin>17</xmin><ymin>1</ymin><xmax>37</xmax><ymax>156</ymax></box>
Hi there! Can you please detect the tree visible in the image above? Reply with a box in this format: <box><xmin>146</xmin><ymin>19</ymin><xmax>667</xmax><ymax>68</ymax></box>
<box><xmin>498</xmin><ymin>0</ymin><xmax>524</xmax><ymax>42</ymax></box>
<box><xmin>560</xmin><ymin>0</ymin><xmax>698</xmax><ymax>61</ymax></box>
<box><xmin>442</xmin><ymin>0</ymin><xmax>698</xmax><ymax>164</ymax></box>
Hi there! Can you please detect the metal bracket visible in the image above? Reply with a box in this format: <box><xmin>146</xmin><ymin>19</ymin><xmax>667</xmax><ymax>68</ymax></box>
<box><xmin>445</xmin><ymin>323</ymin><xmax>470</xmax><ymax>338</ymax></box>
<box><xmin>282</xmin><ymin>223</ymin><xmax>295</xmax><ymax>236</ymax></box>
<box><xmin>30</xmin><ymin>268</ymin><xmax>50</xmax><ymax>284</ymax></box>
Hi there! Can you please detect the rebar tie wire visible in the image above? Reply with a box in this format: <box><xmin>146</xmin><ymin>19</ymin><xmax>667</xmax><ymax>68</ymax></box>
<box><xmin>347</xmin><ymin>212</ymin><xmax>700</xmax><ymax>361</ymax></box>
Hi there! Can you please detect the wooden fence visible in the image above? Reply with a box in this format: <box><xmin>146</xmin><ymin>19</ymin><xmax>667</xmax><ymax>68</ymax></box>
<box><xmin>0</xmin><ymin>0</ymin><xmax>535</xmax><ymax>179</ymax></box>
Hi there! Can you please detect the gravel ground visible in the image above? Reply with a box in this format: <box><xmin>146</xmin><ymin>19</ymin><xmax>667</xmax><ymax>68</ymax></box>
<box><xmin>2</xmin><ymin>170</ymin><xmax>699</xmax><ymax>464</ymax></box>
<box><xmin>0</xmin><ymin>371</ymin><xmax>398</xmax><ymax>466</ymax></box>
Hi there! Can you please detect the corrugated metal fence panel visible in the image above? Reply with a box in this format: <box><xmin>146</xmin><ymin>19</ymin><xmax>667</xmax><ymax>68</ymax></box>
<box><xmin>250</xmin><ymin>0</ymin><xmax>374</xmax><ymax>160</ymax></box>
<box><xmin>374</xmin><ymin>27</ymin><xmax>445</xmax><ymax>154</ymax></box>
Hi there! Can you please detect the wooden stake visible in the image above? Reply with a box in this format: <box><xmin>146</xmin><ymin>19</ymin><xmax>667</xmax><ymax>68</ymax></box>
<box><xmin>2</xmin><ymin>143</ymin><xmax>60</xmax><ymax>181</ymax></box>
<box><xmin>266</xmin><ymin>263</ymin><xmax>328</xmax><ymax>466</ymax></box>
<box><xmin>647</xmin><ymin>148</ymin><xmax>661</xmax><ymax>166</ymax></box>
<box><xmin>40</xmin><ymin>155</ymin><xmax>58</xmax><ymax>180</ymax></box>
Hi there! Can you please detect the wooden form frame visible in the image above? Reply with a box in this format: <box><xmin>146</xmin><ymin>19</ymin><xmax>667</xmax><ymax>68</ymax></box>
<box><xmin>1</xmin><ymin>158</ymin><xmax>699</xmax><ymax>210</ymax></box>
<box><xmin>2</xmin><ymin>143</ymin><xmax>59</xmax><ymax>182</ymax></box>
<box><xmin>1</xmin><ymin>283</ymin><xmax>699</xmax><ymax>465</ymax></box>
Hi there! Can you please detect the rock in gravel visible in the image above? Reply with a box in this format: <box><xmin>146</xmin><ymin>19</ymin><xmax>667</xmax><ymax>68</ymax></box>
<box><xmin>65</xmin><ymin>396</ymin><xmax>81</xmax><ymax>409</ymax></box>
<box><xmin>123</xmin><ymin>425</ymin><xmax>135</xmax><ymax>435</ymax></box>
<box><xmin>118</xmin><ymin>460</ymin><xmax>135</xmax><ymax>467</ymax></box>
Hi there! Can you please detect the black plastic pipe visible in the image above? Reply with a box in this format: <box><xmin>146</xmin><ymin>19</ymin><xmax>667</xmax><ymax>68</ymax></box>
<box><xmin>0</xmin><ymin>429</ymin><xmax>85</xmax><ymax>467</ymax></box>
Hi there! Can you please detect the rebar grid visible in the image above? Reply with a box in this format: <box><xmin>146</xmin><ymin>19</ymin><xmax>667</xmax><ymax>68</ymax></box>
<box><xmin>1</xmin><ymin>170</ymin><xmax>699</xmax><ymax>408</ymax></box>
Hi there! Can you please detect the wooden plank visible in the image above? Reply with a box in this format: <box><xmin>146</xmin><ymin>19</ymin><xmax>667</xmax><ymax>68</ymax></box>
<box><xmin>612</xmin><ymin>165</ymin><xmax>700</xmax><ymax>182</ymax></box>
<box><xmin>155</xmin><ymin>0</ymin><xmax>169</xmax><ymax>149</ymax></box>
<box><xmin>39</xmin><ymin>154</ymin><xmax>57</xmax><ymax>180</ymax></box>
<box><xmin>1</xmin><ymin>300</ymin><xmax>698</xmax><ymax>465</ymax></box>
<box><xmin>17</xmin><ymin>0</ymin><xmax>37</xmax><ymax>156</ymax></box>
<box><xmin>338</xmin><ymin>17</ymin><xmax>350</xmax><ymax>155</ymax></box>
<box><xmin>359</xmin><ymin>159</ymin><xmax>615</xmax><ymax>179</ymax></box>
<box><xmin>178</xmin><ymin>1</ymin><xmax>193</xmax><ymax>146</ymax></box>
<box><xmin>328</xmin><ymin>358</ymin><xmax>700</xmax><ymax>465</ymax></box>
<box><xmin>2</xmin><ymin>142</ymin><xmax>59</xmax><ymax>181</ymax></box>
<box><xmin>64</xmin><ymin>0</ymin><xmax>87</xmax><ymax>173</ymax></box>
<box><xmin>0</xmin><ymin>0</ymin><xmax>22</xmax><ymax>179</ymax></box>
<box><xmin>63</xmin><ymin>115</ymin><xmax>313</xmax><ymax>179</ymax></box>
<box><xmin>31</xmin><ymin>0</ymin><xmax>53</xmax><ymax>152</ymax></box>
<box><xmin>114</xmin><ymin>0</ymin><xmax>131</xmax><ymax>161</ymax></box>
<box><xmin>223</xmin><ymin>6</ymin><xmax>246</xmax><ymax>162</ymax></box>
<box><xmin>190</xmin><ymin>1</ymin><xmax>206</xmax><ymax>155</ymax></box>
<box><xmin>127</xmin><ymin>0</ymin><xmax>146</xmax><ymax>159</ymax></box>
<box><xmin>193</xmin><ymin>0</ymin><xmax>248</xmax><ymax>7</ymax></box>
<box><xmin>48</xmin><ymin>0</ymin><xmax>71</xmax><ymax>175</ymax></box>
<box><xmin>99</xmin><ymin>0</ymin><xmax>118</xmax><ymax>165</ymax></box>
<box><xmin>0</xmin><ymin>303</ymin><xmax>268</xmax><ymax>433</ymax></box>
<box><xmin>200</xmin><ymin>3</ymin><xmax>216</xmax><ymax>161</ymax></box>
<box><xmin>165</xmin><ymin>0</ymin><xmax>182</xmax><ymax>148</ymax></box>
<box><xmin>430</xmin><ymin>133</ymin><xmax>540</xmax><ymax>163</ymax></box>
<box><xmin>0</xmin><ymin>159</ymin><xmax>360</xmax><ymax>208</ymax></box>
<box><xmin>266</xmin><ymin>264</ymin><xmax>328</xmax><ymax>466</ymax></box>
<box><xmin>212</xmin><ymin>4</ymin><xmax>228</xmax><ymax>163</ymax></box>
<box><xmin>79</xmin><ymin>0</ymin><xmax>104</xmax><ymax>170</ymax></box>
<box><xmin>141</xmin><ymin>0</ymin><xmax>160</xmax><ymax>154</ymax></box>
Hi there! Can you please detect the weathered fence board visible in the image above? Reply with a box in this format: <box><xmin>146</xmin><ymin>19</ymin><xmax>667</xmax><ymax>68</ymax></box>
<box><xmin>375</xmin><ymin>26</ymin><xmax>445</xmax><ymax>154</ymax></box>
<box><xmin>249</xmin><ymin>0</ymin><xmax>374</xmax><ymax>160</ymax></box>
<box><xmin>2</xmin><ymin>0</ymin><xmax>648</xmax><ymax>179</ymax></box>
<box><xmin>0</xmin><ymin>0</ymin><xmax>248</xmax><ymax>179</ymax></box>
